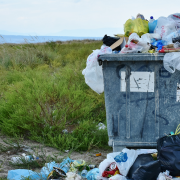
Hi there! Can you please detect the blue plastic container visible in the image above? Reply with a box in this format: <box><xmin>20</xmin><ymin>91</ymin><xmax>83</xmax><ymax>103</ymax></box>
<box><xmin>148</xmin><ymin>16</ymin><xmax>157</xmax><ymax>33</ymax></box>
<box><xmin>98</xmin><ymin>53</ymin><xmax>180</xmax><ymax>152</ymax></box>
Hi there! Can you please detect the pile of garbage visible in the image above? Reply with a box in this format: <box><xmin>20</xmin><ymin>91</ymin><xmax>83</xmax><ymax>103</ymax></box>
<box><xmin>82</xmin><ymin>13</ymin><xmax>180</xmax><ymax>94</ymax></box>
<box><xmin>7</xmin><ymin>133</ymin><xmax>180</xmax><ymax>180</ymax></box>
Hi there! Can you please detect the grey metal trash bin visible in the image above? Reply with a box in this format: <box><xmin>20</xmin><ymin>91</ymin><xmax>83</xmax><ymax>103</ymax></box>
<box><xmin>98</xmin><ymin>53</ymin><xmax>180</xmax><ymax>152</ymax></box>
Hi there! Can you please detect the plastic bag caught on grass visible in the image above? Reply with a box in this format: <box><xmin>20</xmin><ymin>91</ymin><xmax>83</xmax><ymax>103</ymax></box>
<box><xmin>82</xmin><ymin>45</ymin><xmax>112</xmax><ymax>94</ymax></box>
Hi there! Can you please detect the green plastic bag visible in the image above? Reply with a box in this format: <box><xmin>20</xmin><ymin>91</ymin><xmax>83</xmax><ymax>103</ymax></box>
<box><xmin>124</xmin><ymin>18</ymin><xmax>148</xmax><ymax>37</ymax></box>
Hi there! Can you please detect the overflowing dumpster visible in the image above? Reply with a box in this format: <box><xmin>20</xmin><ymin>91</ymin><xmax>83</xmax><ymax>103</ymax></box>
<box><xmin>98</xmin><ymin>53</ymin><xmax>180</xmax><ymax>152</ymax></box>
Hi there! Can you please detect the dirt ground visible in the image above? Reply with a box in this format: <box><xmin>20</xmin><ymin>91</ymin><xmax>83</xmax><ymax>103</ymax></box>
<box><xmin>0</xmin><ymin>135</ymin><xmax>112</xmax><ymax>178</ymax></box>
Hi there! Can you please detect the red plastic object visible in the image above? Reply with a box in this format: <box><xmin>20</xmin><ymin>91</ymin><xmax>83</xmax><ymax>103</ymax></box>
<box><xmin>125</xmin><ymin>44</ymin><xmax>128</xmax><ymax>48</ymax></box>
<box><xmin>159</xmin><ymin>49</ymin><xmax>165</xmax><ymax>53</ymax></box>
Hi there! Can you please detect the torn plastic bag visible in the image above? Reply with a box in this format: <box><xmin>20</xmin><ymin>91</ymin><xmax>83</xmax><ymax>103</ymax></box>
<box><xmin>127</xmin><ymin>154</ymin><xmax>154</xmax><ymax>179</ymax></box>
<box><xmin>82</xmin><ymin>45</ymin><xmax>112</xmax><ymax>94</ymax></box>
<box><xmin>157</xmin><ymin>134</ymin><xmax>180</xmax><ymax>176</ymax></box>
<box><xmin>102</xmin><ymin>35</ymin><xmax>121</xmax><ymax>51</ymax></box>
<box><xmin>168</xmin><ymin>13</ymin><xmax>180</xmax><ymax>30</ymax></box>
<box><xmin>154</xmin><ymin>17</ymin><xmax>177</xmax><ymax>39</ymax></box>
<box><xmin>132</xmin><ymin>160</ymin><xmax>161</xmax><ymax>180</ymax></box>
<box><xmin>163</xmin><ymin>52</ymin><xmax>180</xmax><ymax>73</ymax></box>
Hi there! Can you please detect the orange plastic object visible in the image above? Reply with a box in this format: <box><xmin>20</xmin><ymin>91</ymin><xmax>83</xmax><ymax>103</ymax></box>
<box><xmin>96</xmin><ymin>153</ymin><xmax>101</xmax><ymax>157</ymax></box>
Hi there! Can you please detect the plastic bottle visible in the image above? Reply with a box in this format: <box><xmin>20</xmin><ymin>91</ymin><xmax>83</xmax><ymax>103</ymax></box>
<box><xmin>148</xmin><ymin>16</ymin><xmax>157</xmax><ymax>33</ymax></box>
<box><xmin>11</xmin><ymin>155</ymin><xmax>34</xmax><ymax>164</ymax></box>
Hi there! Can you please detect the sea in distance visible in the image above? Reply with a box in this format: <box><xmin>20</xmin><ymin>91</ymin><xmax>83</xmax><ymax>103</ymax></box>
<box><xmin>0</xmin><ymin>35</ymin><xmax>102</xmax><ymax>44</ymax></box>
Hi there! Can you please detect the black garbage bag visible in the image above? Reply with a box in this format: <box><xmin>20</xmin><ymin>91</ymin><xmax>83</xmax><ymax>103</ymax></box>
<box><xmin>157</xmin><ymin>134</ymin><xmax>180</xmax><ymax>176</ymax></box>
<box><xmin>102</xmin><ymin>35</ymin><xmax>121</xmax><ymax>51</ymax></box>
<box><xmin>128</xmin><ymin>154</ymin><xmax>154</xmax><ymax>179</ymax></box>
<box><xmin>132</xmin><ymin>160</ymin><xmax>161</xmax><ymax>180</ymax></box>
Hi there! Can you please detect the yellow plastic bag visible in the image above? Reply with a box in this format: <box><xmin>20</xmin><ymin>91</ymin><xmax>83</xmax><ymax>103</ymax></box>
<box><xmin>124</xmin><ymin>19</ymin><xmax>148</xmax><ymax>37</ymax></box>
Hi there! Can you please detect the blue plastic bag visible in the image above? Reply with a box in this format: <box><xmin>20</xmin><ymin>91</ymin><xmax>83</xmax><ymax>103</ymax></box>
<box><xmin>7</xmin><ymin>157</ymin><xmax>74</xmax><ymax>180</ymax></box>
<box><xmin>86</xmin><ymin>168</ymin><xmax>99</xmax><ymax>180</ymax></box>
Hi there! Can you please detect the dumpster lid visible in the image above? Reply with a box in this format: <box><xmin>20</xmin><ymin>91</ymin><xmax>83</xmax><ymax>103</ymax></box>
<box><xmin>98</xmin><ymin>53</ymin><xmax>165</xmax><ymax>65</ymax></box>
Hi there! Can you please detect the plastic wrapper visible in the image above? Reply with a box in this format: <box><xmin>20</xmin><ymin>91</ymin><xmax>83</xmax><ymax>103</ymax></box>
<box><xmin>163</xmin><ymin>52</ymin><xmax>180</xmax><ymax>73</ymax></box>
<box><xmin>124</xmin><ymin>18</ymin><xmax>148</xmax><ymax>37</ymax></box>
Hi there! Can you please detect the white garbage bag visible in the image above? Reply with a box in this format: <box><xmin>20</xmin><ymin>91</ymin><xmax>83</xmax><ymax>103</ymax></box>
<box><xmin>154</xmin><ymin>17</ymin><xmax>177</xmax><ymax>39</ymax></box>
<box><xmin>82</xmin><ymin>45</ymin><xmax>112</xmax><ymax>94</ymax></box>
<box><xmin>98</xmin><ymin>148</ymin><xmax>157</xmax><ymax>178</ymax></box>
<box><xmin>163</xmin><ymin>52</ymin><xmax>180</xmax><ymax>73</ymax></box>
<box><xmin>109</xmin><ymin>174</ymin><xmax>127</xmax><ymax>180</ymax></box>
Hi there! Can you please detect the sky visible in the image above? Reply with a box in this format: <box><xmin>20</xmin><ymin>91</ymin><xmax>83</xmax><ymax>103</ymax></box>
<box><xmin>1</xmin><ymin>0</ymin><xmax>180</xmax><ymax>37</ymax></box>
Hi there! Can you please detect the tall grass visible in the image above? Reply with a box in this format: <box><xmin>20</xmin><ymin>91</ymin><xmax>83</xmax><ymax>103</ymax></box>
<box><xmin>0</xmin><ymin>40</ymin><xmax>110</xmax><ymax>151</ymax></box>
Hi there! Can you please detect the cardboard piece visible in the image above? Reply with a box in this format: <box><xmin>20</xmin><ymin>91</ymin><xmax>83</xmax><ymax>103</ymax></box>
<box><xmin>110</xmin><ymin>37</ymin><xmax>129</xmax><ymax>50</ymax></box>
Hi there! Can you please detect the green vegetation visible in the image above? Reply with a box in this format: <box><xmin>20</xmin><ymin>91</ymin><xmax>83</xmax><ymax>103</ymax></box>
<box><xmin>0</xmin><ymin>40</ymin><xmax>109</xmax><ymax>151</ymax></box>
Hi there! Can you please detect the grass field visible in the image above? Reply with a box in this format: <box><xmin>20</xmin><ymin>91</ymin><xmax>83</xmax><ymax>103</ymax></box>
<box><xmin>0</xmin><ymin>40</ymin><xmax>110</xmax><ymax>152</ymax></box>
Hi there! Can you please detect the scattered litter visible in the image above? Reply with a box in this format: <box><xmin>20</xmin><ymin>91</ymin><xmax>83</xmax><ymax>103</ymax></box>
<box><xmin>65</xmin><ymin>150</ymin><xmax>70</xmax><ymax>153</ymax></box>
<box><xmin>81</xmin><ymin>169</ymin><xmax>88</xmax><ymax>178</ymax></box>
<box><xmin>11</xmin><ymin>153</ymin><xmax>37</xmax><ymax>164</ymax></box>
<box><xmin>70</xmin><ymin>159</ymin><xmax>86</xmax><ymax>172</ymax></box>
<box><xmin>62</xmin><ymin>129</ymin><xmax>68</xmax><ymax>134</ymax></box>
<box><xmin>47</xmin><ymin>166</ymin><xmax>66</xmax><ymax>179</ymax></box>
<box><xmin>157</xmin><ymin>170</ymin><xmax>173</xmax><ymax>180</ymax></box>
<box><xmin>65</xmin><ymin>172</ymin><xmax>81</xmax><ymax>180</ymax></box>
<box><xmin>97</xmin><ymin>123</ymin><xmax>106</xmax><ymax>130</ymax></box>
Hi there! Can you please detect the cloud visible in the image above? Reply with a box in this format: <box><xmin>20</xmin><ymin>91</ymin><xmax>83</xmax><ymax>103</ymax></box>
<box><xmin>0</xmin><ymin>0</ymin><xmax>180</xmax><ymax>36</ymax></box>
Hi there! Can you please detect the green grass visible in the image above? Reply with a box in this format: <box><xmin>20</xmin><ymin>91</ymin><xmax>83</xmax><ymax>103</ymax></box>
<box><xmin>0</xmin><ymin>40</ymin><xmax>110</xmax><ymax>151</ymax></box>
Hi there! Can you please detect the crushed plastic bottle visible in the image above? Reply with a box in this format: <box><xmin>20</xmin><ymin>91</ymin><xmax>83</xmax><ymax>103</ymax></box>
<box><xmin>11</xmin><ymin>153</ymin><xmax>36</xmax><ymax>164</ymax></box>
<box><xmin>148</xmin><ymin>16</ymin><xmax>157</xmax><ymax>33</ymax></box>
